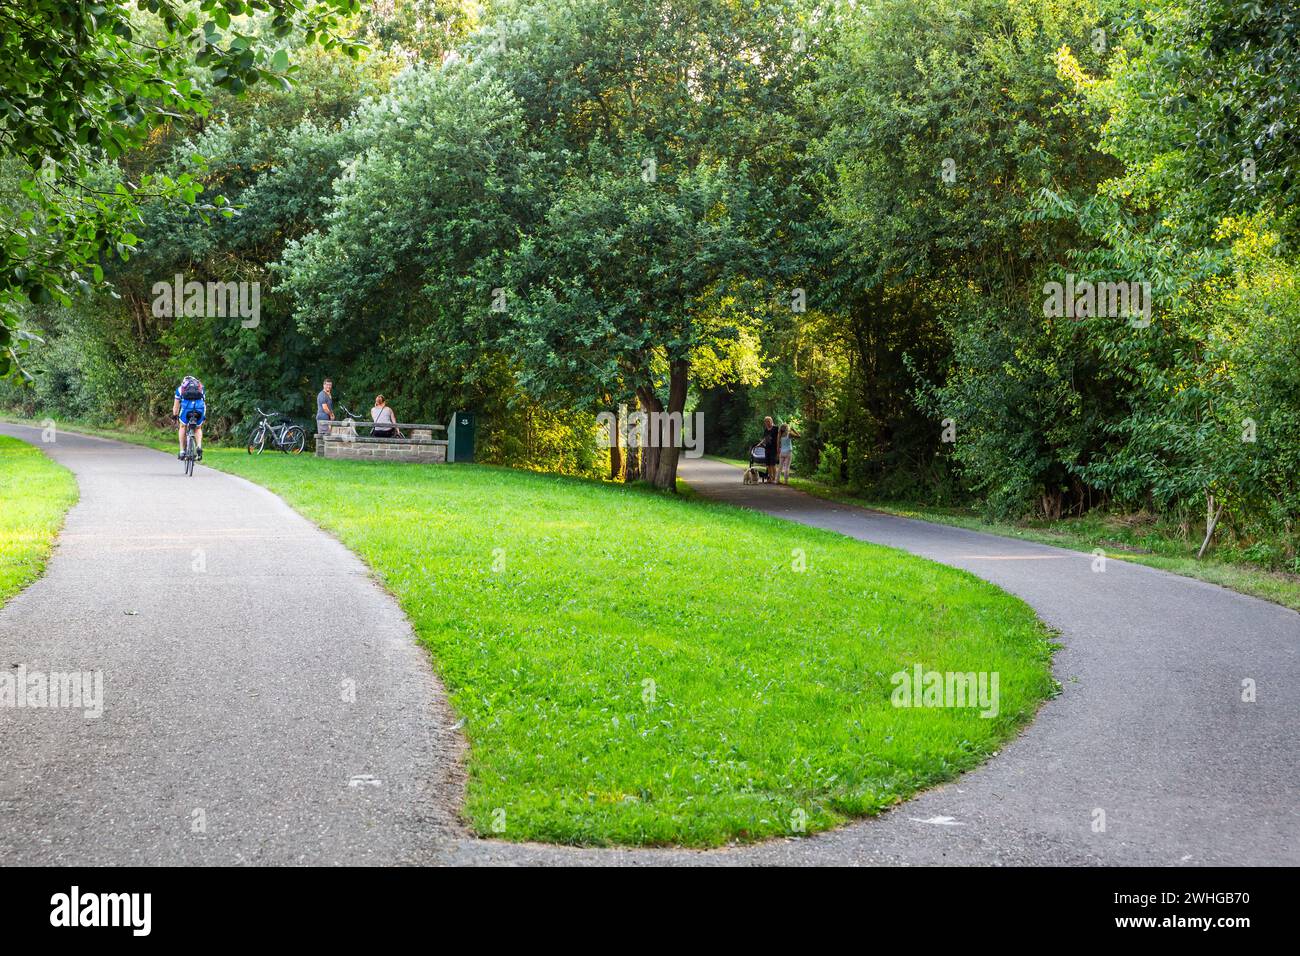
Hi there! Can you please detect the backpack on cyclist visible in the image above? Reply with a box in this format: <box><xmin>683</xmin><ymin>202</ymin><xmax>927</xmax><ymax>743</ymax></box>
<box><xmin>180</xmin><ymin>376</ymin><xmax>205</xmax><ymax>401</ymax></box>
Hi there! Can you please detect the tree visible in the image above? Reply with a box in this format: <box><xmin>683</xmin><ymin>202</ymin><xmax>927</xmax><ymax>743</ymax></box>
<box><xmin>0</xmin><ymin>0</ymin><xmax>364</xmax><ymax>374</ymax></box>
<box><xmin>1127</xmin><ymin>0</ymin><xmax>1300</xmax><ymax>227</ymax></box>
<box><xmin>469</xmin><ymin>0</ymin><xmax>815</xmax><ymax>489</ymax></box>
<box><xmin>1047</xmin><ymin>2</ymin><xmax>1300</xmax><ymax>558</ymax></box>
<box><xmin>814</xmin><ymin>0</ymin><xmax>1120</xmax><ymax>516</ymax></box>
<box><xmin>275</xmin><ymin>55</ymin><xmax>572</xmax><ymax>452</ymax></box>
<box><xmin>503</xmin><ymin>161</ymin><xmax>768</xmax><ymax>487</ymax></box>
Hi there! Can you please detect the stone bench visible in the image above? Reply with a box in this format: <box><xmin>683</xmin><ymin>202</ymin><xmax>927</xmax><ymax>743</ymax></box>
<box><xmin>315</xmin><ymin>420</ymin><xmax>448</xmax><ymax>463</ymax></box>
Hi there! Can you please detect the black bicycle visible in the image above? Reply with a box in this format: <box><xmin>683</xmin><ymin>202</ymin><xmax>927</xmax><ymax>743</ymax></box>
<box><xmin>247</xmin><ymin>407</ymin><xmax>306</xmax><ymax>455</ymax></box>
<box><xmin>177</xmin><ymin>411</ymin><xmax>201</xmax><ymax>477</ymax></box>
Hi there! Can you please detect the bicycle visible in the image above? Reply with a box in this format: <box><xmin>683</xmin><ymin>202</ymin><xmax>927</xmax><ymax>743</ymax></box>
<box><xmin>247</xmin><ymin>407</ymin><xmax>307</xmax><ymax>455</ymax></box>
<box><xmin>176</xmin><ymin>411</ymin><xmax>201</xmax><ymax>477</ymax></box>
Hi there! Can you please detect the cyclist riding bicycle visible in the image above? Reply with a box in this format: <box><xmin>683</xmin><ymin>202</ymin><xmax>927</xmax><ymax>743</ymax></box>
<box><xmin>173</xmin><ymin>375</ymin><xmax>206</xmax><ymax>461</ymax></box>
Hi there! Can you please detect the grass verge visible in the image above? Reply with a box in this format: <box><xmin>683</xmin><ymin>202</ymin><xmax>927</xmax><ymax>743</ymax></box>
<box><xmin>0</xmin><ymin>435</ymin><xmax>78</xmax><ymax>609</ymax></box>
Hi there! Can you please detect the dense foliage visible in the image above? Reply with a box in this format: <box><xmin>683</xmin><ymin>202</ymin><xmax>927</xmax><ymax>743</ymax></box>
<box><xmin>4</xmin><ymin>0</ymin><xmax>1298</xmax><ymax>560</ymax></box>
<box><xmin>0</xmin><ymin>0</ymin><xmax>368</xmax><ymax>373</ymax></box>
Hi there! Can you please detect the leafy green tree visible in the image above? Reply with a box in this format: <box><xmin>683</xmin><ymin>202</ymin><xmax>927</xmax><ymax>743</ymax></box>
<box><xmin>2</xmin><ymin>35</ymin><xmax>381</xmax><ymax>428</ymax></box>
<box><xmin>276</xmin><ymin>57</ymin><xmax>532</xmax><ymax>405</ymax></box>
<box><xmin>1050</xmin><ymin>2</ymin><xmax>1300</xmax><ymax>558</ymax></box>
<box><xmin>0</xmin><ymin>0</ymin><xmax>365</xmax><ymax>374</ymax></box>
<box><xmin>503</xmin><ymin>161</ymin><xmax>773</xmax><ymax>487</ymax></box>
<box><xmin>814</xmin><ymin>0</ymin><xmax>1118</xmax><ymax>516</ymax></box>
<box><xmin>472</xmin><ymin>0</ymin><xmax>814</xmax><ymax>488</ymax></box>
<box><xmin>1120</xmin><ymin>0</ymin><xmax>1300</xmax><ymax>226</ymax></box>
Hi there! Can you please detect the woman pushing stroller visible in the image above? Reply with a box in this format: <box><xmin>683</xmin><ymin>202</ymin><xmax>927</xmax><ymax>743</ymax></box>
<box><xmin>755</xmin><ymin>416</ymin><xmax>799</xmax><ymax>484</ymax></box>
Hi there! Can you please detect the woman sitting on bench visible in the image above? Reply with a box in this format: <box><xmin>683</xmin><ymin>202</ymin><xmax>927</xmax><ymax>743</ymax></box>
<box><xmin>371</xmin><ymin>395</ymin><xmax>401</xmax><ymax>438</ymax></box>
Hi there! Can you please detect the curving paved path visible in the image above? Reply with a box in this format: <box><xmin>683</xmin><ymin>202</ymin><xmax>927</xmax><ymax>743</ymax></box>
<box><xmin>3</xmin><ymin>430</ymin><xmax>1296</xmax><ymax>866</ymax></box>
<box><xmin>0</xmin><ymin>424</ymin><xmax>466</xmax><ymax>865</ymax></box>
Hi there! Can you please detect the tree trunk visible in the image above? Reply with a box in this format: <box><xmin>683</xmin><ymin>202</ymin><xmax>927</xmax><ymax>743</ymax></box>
<box><xmin>609</xmin><ymin>403</ymin><xmax>623</xmax><ymax>480</ymax></box>
<box><xmin>1197</xmin><ymin>491</ymin><xmax>1224</xmax><ymax>559</ymax></box>
<box><xmin>651</xmin><ymin>359</ymin><xmax>689</xmax><ymax>491</ymax></box>
<box><xmin>624</xmin><ymin>395</ymin><xmax>645</xmax><ymax>483</ymax></box>
<box><xmin>636</xmin><ymin>385</ymin><xmax>662</xmax><ymax>485</ymax></box>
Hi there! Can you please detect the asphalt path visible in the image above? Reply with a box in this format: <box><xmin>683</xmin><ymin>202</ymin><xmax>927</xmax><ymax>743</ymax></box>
<box><xmin>0</xmin><ymin>423</ymin><xmax>465</xmax><ymax>865</ymax></box>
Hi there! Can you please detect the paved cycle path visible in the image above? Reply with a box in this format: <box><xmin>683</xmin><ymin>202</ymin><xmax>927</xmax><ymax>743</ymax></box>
<box><xmin>0</xmin><ymin>424</ymin><xmax>466</xmax><ymax>864</ymax></box>
<box><xmin>444</xmin><ymin>458</ymin><xmax>1299</xmax><ymax>865</ymax></box>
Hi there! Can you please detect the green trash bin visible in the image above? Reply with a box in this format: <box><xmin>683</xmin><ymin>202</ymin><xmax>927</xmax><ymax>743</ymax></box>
<box><xmin>447</xmin><ymin>411</ymin><xmax>475</xmax><ymax>463</ymax></box>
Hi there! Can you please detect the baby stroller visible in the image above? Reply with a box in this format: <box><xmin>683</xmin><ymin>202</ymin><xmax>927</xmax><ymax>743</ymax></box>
<box><xmin>743</xmin><ymin>442</ymin><xmax>772</xmax><ymax>484</ymax></box>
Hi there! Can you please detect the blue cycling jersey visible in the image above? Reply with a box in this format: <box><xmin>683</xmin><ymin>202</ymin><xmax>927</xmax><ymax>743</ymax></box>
<box><xmin>176</xmin><ymin>384</ymin><xmax>206</xmax><ymax>426</ymax></box>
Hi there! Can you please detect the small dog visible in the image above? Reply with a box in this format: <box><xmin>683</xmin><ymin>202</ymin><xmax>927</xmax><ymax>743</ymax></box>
<box><xmin>743</xmin><ymin>466</ymin><xmax>764</xmax><ymax>484</ymax></box>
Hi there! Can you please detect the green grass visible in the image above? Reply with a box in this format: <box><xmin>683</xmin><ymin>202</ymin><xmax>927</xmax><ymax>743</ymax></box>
<box><xmin>709</xmin><ymin>457</ymin><xmax>1300</xmax><ymax>613</ymax></box>
<box><xmin>0</xmin><ymin>435</ymin><xmax>78</xmax><ymax>609</ymax></box>
<box><xmin>197</xmin><ymin>449</ymin><xmax>1055</xmax><ymax>847</ymax></box>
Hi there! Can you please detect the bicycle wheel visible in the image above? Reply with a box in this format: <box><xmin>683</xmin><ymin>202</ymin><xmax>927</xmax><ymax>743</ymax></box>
<box><xmin>185</xmin><ymin>434</ymin><xmax>195</xmax><ymax>477</ymax></box>
<box><xmin>247</xmin><ymin>425</ymin><xmax>266</xmax><ymax>455</ymax></box>
<box><xmin>282</xmin><ymin>425</ymin><xmax>306</xmax><ymax>455</ymax></box>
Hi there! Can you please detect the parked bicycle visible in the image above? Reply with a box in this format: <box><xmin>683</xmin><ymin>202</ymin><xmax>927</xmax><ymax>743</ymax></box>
<box><xmin>246</xmin><ymin>407</ymin><xmax>306</xmax><ymax>455</ymax></box>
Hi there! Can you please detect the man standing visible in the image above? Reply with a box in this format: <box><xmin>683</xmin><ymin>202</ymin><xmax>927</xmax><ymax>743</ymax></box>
<box><xmin>316</xmin><ymin>378</ymin><xmax>336</xmax><ymax>428</ymax></box>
